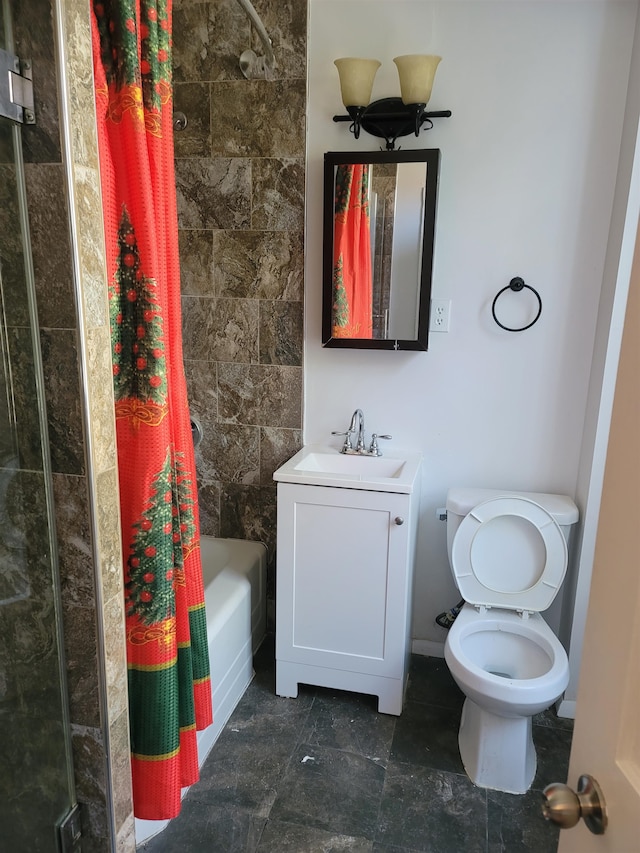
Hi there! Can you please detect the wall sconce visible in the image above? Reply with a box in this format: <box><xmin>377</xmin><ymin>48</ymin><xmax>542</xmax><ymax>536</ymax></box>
<box><xmin>333</xmin><ymin>55</ymin><xmax>451</xmax><ymax>150</ymax></box>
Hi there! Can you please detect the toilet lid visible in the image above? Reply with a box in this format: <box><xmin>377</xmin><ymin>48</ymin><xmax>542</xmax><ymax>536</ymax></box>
<box><xmin>451</xmin><ymin>496</ymin><xmax>567</xmax><ymax>612</ymax></box>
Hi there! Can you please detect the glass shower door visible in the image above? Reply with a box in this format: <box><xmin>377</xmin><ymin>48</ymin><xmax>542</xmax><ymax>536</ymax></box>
<box><xmin>0</xmin><ymin>5</ymin><xmax>77</xmax><ymax>851</ymax></box>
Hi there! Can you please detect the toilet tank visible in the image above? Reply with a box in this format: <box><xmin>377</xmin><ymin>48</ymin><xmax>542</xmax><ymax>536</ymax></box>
<box><xmin>445</xmin><ymin>487</ymin><xmax>579</xmax><ymax>565</ymax></box>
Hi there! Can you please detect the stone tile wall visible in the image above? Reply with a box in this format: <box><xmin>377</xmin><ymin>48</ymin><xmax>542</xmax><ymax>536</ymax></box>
<box><xmin>173</xmin><ymin>0</ymin><xmax>307</xmax><ymax>616</ymax></box>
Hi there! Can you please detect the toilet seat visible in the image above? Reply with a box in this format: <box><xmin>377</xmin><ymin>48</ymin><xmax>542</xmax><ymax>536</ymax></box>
<box><xmin>451</xmin><ymin>496</ymin><xmax>567</xmax><ymax>613</ymax></box>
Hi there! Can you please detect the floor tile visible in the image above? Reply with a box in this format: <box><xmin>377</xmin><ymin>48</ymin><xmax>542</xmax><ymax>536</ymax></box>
<box><xmin>187</xmin><ymin>692</ymin><xmax>312</xmax><ymax>814</ymax></box>
<box><xmin>533</xmin><ymin>705</ymin><xmax>575</xmax><ymax>732</ymax></box>
<box><xmin>405</xmin><ymin>655</ymin><xmax>464</xmax><ymax>711</ymax></box>
<box><xmin>487</xmin><ymin>787</ymin><xmax>560</xmax><ymax>852</ymax></box>
<box><xmin>232</xmin><ymin>670</ymin><xmax>316</xmax><ymax>721</ymax></box>
<box><xmin>375</xmin><ymin>761</ymin><xmax>487</xmax><ymax>853</ymax></box>
<box><xmin>138</xmin><ymin>642</ymin><xmax>574</xmax><ymax>853</ymax></box>
<box><xmin>269</xmin><ymin>743</ymin><xmax>386</xmax><ymax>840</ymax></box>
<box><xmin>256</xmin><ymin>820</ymin><xmax>374</xmax><ymax>852</ymax></box>
<box><xmin>390</xmin><ymin>700</ymin><xmax>465</xmax><ymax>774</ymax></box>
<box><xmin>532</xmin><ymin>723</ymin><xmax>572</xmax><ymax>791</ymax></box>
<box><xmin>140</xmin><ymin>800</ymin><xmax>266</xmax><ymax>852</ymax></box>
<box><xmin>299</xmin><ymin>687</ymin><xmax>396</xmax><ymax>767</ymax></box>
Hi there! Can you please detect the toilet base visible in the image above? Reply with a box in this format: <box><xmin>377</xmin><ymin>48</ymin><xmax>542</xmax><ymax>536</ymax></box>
<box><xmin>458</xmin><ymin>697</ymin><xmax>536</xmax><ymax>794</ymax></box>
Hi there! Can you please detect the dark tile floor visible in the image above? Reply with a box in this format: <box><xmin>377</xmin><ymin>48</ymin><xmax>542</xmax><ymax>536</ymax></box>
<box><xmin>141</xmin><ymin>635</ymin><xmax>573</xmax><ymax>853</ymax></box>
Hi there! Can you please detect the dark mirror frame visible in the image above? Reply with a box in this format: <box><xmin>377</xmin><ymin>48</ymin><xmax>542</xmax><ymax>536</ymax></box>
<box><xmin>322</xmin><ymin>149</ymin><xmax>440</xmax><ymax>351</ymax></box>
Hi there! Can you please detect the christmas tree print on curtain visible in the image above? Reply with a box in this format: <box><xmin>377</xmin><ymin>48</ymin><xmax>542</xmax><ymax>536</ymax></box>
<box><xmin>126</xmin><ymin>450</ymin><xmax>197</xmax><ymax>626</ymax></box>
<box><xmin>110</xmin><ymin>208</ymin><xmax>167</xmax><ymax>426</ymax></box>
<box><xmin>332</xmin><ymin>255</ymin><xmax>349</xmax><ymax>331</ymax></box>
<box><xmin>92</xmin><ymin>0</ymin><xmax>212</xmax><ymax>821</ymax></box>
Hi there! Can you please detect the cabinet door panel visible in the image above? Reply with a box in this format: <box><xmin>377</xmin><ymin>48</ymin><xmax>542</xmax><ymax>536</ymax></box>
<box><xmin>292</xmin><ymin>501</ymin><xmax>390</xmax><ymax>658</ymax></box>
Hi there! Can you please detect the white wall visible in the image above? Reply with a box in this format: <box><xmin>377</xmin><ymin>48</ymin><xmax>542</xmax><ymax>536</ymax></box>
<box><xmin>560</xmin><ymin>5</ymin><xmax>640</xmax><ymax>714</ymax></box>
<box><xmin>305</xmin><ymin>1</ymin><xmax>638</xmax><ymax>651</ymax></box>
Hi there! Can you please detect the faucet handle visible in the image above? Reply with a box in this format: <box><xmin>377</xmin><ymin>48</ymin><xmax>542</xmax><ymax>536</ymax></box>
<box><xmin>369</xmin><ymin>433</ymin><xmax>392</xmax><ymax>456</ymax></box>
<box><xmin>331</xmin><ymin>430</ymin><xmax>353</xmax><ymax>453</ymax></box>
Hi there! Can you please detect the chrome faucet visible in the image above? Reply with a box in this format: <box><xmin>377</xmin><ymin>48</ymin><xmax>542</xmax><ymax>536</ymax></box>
<box><xmin>349</xmin><ymin>408</ymin><xmax>366</xmax><ymax>453</ymax></box>
<box><xmin>331</xmin><ymin>409</ymin><xmax>392</xmax><ymax>456</ymax></box>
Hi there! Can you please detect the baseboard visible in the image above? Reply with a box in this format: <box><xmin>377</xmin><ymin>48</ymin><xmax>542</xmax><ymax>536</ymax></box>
<box><xmin>556</xmin><ymin>697</ymin><xmax>576</xmax><ymax>719</ymax></box>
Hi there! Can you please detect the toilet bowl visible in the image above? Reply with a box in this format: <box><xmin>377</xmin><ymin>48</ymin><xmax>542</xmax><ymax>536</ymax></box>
<box><xmin>445</xmin><ymin>606</ymin><xmax>569</xmax><ymax>793</ymax></box>
<box><xmin>443</xmin><ymin>488</ymin><xmax>578</xmax><ymax>794</ymax></box>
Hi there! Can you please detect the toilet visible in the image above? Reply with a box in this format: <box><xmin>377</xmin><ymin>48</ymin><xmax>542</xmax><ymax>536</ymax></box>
<box><xmin>443</xmin><ymin>487</ymin><xmax>579</xmax><ymax>794</ymax></box>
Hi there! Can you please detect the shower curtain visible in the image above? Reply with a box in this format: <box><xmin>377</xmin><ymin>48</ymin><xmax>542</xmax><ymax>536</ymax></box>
<box><xmin>332</xmin><ymin>163</ymin><xmax>373</xmax><ymax>339</ymax></box>
<box><xmin>91</xmin><ymin>0</ymin><xmax>212</xmax><ymax>820</ymax></box>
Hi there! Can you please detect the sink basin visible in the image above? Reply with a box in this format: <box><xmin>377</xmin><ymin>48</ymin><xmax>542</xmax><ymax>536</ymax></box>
<box><xmin>294</xmin><ymin>451</ymin><xmax>406</xmax><ymax>478</ymax></box>
<box><xmin>273</xmin><ymin>445</ymin><xmax>422</xmax><ymax>493</ymax></box>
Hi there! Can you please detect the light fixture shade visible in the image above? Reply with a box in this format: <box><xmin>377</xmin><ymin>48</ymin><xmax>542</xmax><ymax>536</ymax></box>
<box><xmin>334</xmin><ymin>57</ymin><xmax>381</xmax><ymax>107</ymax></box>
<box><xmin>393</xmin><ymin>54</ymin><xmax>442</xmax><ymax>105</ymax></box>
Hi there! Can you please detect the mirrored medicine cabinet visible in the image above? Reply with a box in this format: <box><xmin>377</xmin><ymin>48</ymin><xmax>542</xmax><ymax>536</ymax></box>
<box><xmin>322</xmin><ymin>149</ymin><xmax>440</xmax><ymax>351</ymax></box>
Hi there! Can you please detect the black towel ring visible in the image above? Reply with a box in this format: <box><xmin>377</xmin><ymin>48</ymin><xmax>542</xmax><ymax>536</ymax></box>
<box><xmin>491</xmin><ymin>277</ymin><xmax>542</xmax><ymax>332</ymax></box>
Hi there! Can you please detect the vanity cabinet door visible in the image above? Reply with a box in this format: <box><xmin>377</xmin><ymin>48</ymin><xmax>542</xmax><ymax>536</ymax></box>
<box><xmin>275</xmin><ymin>483</ymin><xmax>413</xmax><ymax>680</ymax></box>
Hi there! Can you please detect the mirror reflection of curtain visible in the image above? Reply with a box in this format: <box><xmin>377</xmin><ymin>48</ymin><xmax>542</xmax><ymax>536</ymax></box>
<box><xmin>332</xmin><ymin>164</ymin><xmax>373</xmax><ymax>338</ymax></box>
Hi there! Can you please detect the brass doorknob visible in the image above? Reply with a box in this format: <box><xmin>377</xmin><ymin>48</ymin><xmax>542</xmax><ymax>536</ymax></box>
<box><xmin>542</xmin><ymin>775</ymin><xmax>607</xmax><ymax>835</ymax></box>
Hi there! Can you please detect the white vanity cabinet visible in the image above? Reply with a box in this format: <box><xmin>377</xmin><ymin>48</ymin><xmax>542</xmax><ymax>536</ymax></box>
<box><xmin>274</xmin><ymin>457</ymin><xmax>421</xmax><ymax>715</ymax></box>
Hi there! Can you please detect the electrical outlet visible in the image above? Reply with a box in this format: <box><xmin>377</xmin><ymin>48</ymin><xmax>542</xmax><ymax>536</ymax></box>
<box><xmin>430</xmin><ymin>299</ymin><xmax>451</xmax><ymax>332</ymax></box>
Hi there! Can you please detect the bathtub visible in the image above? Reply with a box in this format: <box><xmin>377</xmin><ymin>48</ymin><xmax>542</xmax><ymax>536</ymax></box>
<box><xmin>135</xmin><ymin>536</ymin><xmax>267</xmax><ymax>845</ymax></box>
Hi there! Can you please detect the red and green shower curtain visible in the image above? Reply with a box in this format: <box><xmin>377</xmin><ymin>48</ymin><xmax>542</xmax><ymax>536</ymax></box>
<box><xmin>91</xmin><ymin>0</ymin><xmax>212</xmax><ymax>820</ymax></box>
<box><xmin>332</xmin><ymin>163</ymin><xmax>373</xmax><ymax>338</ymax></box>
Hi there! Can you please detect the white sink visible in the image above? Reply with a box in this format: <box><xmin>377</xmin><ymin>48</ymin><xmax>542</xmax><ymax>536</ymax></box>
<box><xmin>273</xmin><ymin>445</ymin><xmax>422</xmax><ymax>493</ymax></box>
<box><xmin>295</xmin><ymin>451</ymin><xmax>406</xmax><ymax>478</ymax></box>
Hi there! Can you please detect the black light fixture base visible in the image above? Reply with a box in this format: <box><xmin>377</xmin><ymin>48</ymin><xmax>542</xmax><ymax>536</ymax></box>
<box><xmin>334</xmin><ymin>97</ymin><xmax>451</xmax><ymax>150</ymax></box>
